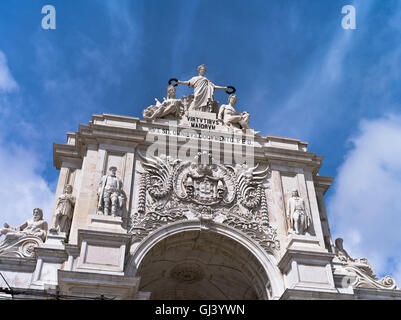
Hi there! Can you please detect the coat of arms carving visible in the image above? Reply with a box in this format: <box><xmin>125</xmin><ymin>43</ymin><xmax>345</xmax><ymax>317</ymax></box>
<box><xmin>130</xmin><ymin>152</ymin><xmax>279</xmax><ymax>253</ymax></box>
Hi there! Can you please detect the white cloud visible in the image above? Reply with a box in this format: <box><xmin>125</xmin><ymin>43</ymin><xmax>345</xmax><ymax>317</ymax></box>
<box><xmin>327</xmin><ymin>114</ymin><xmax>401</xmax><ymax>285</ymax></box>
<box><xmin>0</xmin><ymin>50</ymin><xmax>18</xmax><ymax>93</ymax></box>
<box><xmin>0</xmin><ymin>141</ymin><xmax>54</xmax><ymax>229</ymax></box>
<box><xmin>0</xmin><ymin>50</ymin><xmax>54</xmax><ymax>231</ymax></box>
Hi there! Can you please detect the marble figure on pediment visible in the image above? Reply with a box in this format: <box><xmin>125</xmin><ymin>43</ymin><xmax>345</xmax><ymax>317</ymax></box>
<box><xmin>334</xmin><ymin>238</ymin><xmax>397</xmax><ymax>289</ymax></box>
<box><xmin>218</xmin><ymin>94</ymin><xmax>250</xmax><ymax>130</ymax></box>
<box><xmin>0</xmin><ymin>208</ymin><xmax>48</xmax><ymax>243</ymax></box>
<box><xmin>143</xmin><ymin>85</ymin><xmax>184</xmax><ymax>121</ymax></box>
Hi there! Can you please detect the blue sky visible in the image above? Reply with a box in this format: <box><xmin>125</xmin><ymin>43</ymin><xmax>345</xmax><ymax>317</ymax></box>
<box><xmin>1</xmin><ymin>0</ymin><xmax>401</xmax><ymax>285</ymax></box>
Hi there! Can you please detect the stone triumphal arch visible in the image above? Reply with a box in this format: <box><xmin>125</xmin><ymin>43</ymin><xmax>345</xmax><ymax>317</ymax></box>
<box><xmin>128</xmin><ymin>221</ymin><xmax>284</xmax><ymax>300</ymax></box>
<box><xmin>0</xmin><ymin>66</ymin><xmax>400</xmax><ymax>300</ymax></box>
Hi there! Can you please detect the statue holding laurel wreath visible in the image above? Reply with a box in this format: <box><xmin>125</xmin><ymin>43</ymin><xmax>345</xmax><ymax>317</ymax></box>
<box><xmin>172</xmin><ymin>64</ymin><xmax>235</xmax><ymax>113</ymax></box>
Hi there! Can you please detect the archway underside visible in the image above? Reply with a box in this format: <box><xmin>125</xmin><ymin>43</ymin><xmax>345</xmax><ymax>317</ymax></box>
<box><xmin>137</xmin><ymin>230</ymin><xmax>271</xmax><ymax>300</ymax></box>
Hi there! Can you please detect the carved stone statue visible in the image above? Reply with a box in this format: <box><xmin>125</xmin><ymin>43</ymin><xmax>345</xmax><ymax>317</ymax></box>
<box><xmin>286</xmin><ymin>189</ymin><xmax>311</xmax><ymax>235</ymax></box>
<box><xmin>334</xmin><ymin>238</ymin><xmax>397</xmax><ymax>290</ymax></box>
<box><xmin>334</xmin><ymin>238</ymin><xmax>353</xmax><ymax>262</ymax></box>
<box><xmin>218</xmin><ymin>94</ymin><xmax>250</xmax><ymax>130</ymax></box>
<box><xmin>176</xmin><ymin>64</ymin><xmax>228</xmax><ymax>112</ymax></box>
<box><xmin>143</xmin><ymin>85</ymin><xmax>184</xmax><ymax>121</ymax></box>
<box><xmin>334</xmin><ymin>238</ymin><xmax>377</xmax><ymax>276</ymax></box>
<box><xmin>0</xmin><ymin>208</ymin><xmax>48</xmax><ymax>242</ymax></box>
<box><xmin>50</xmin><ymin>184</ymin><xmax>75</xmax><ymax>234</ymax></box>
<box><xmin>0</xmin><ymin>208</ymin><xmax>48</xmax><ymax>258</ymax></box>
<box><xmin>97</xmin><ymin>166</ymin><xmax>126</xmax><ymax>216</ymax></box>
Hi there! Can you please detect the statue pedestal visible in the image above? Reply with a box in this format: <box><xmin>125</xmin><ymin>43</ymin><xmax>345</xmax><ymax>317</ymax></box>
<box><xmin>286</xmin><ymin>234</ymin><xmax>325</xmax><ymax>252</ymax></box>
<box><xmin>278</xmin><ymin>234</ymin><xmax>337</xmax><ymax>294</ymax></box>
<box><xmin>75</xmin><ymin>214</ymin><xmax>130</xmax><ymax>275</ymax></box>
<box><xmin>31</xmin><ymin>244</ymin><xmax>68</xmax><ymax>289</ymax></box>
<box><xmin>55</xmin><ymin>214</ymin><xmax>143</xmax><ymax>299</ymax></box>
<box><xmin>43</xmin><ymin>230</ymin><xmax>67</xmax><ymax>247</ymax></box>
<box><xmin>278</xmin><ymin>248</ymin><xmax>336</xmax><ymax>293</ymax></box>
<box><xmin>57</xmin><ymin>269</ymin><xmax>146</xmax><ymax>300</ymax></box>
<box><xmin>87</xmin><ymin>214</ymin><xmax>126</xmax><ymax>234</ymax></box>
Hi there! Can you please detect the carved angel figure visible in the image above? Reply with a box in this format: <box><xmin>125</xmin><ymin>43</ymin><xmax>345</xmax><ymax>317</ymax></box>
<box><xmin>0</xmin><ymin>208</ymin><xmax>48</xmax><ymax>243</ymax></box>
<box><xmin>50</xmin><ymin>184</ymin><xmax>75</xmax><ymax>234</ymax></box>
<box><xmin>218</xmin><ymin>94</ymin><xmax>250</xmax><ymax>130</ymax></box>
<box><xmin>143</xmin><ymin>85</ymin><xmax>184</xmax><ymax>121</ymax></box>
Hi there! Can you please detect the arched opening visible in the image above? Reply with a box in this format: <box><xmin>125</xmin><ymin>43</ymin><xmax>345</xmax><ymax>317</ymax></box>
<box><xmin>136</xmin><ymin>230</ymin><xmax>273</xmax><ymax>300</ymax></box>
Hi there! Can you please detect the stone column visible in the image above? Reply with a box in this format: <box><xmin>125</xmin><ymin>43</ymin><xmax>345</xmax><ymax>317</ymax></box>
<box><xmin>269</xmin><ymin>169</ymin><xmax>288</xmax><ymax>256</ymax></box>
<box><xmin>69</xmin><ymin>142</ymin><xmax>99</xmax><ymax>244</ymax></box>
<box><xmin>302</xmin><ymin>170</ymin><xmax>326</xmax><ymax>249</ymax></box>
<box><xmin>315</xmin><ymin>186</ymin><xmax>335</xmax><ymax>252</ymax></box>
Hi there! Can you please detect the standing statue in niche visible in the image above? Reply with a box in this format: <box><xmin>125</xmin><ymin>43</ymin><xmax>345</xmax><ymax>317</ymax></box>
<box><xmin>50</xmin><ymin>184</ymin><xmax>75</xmax><ymax>234</ymax></box>
<box><xmin>176</xmin><ymin>64</ymin><xmax>228</xmax><ymax>112</ymax></box>
<box><xmin>142</xmin><ymin>84</ymin><xmax>185</xmax><ymax>121</ymax></box>
<box><xmin>97</xmin><ymin>166</ymin><xmax>126</xmax><ymax>216</ymax></box>
<box><xmin>218</xmin><ymin>94</ymin><xmax>250</xmax><ymax>130</ymax></box>
<box><xmin>286</xmin><ymin>189</ymin><xmax>311</xmax><ymax>235</ymax></box>
<box><xmin>0</xmin><ymin>208</ymin><xmax>48</xmax><ymax>243</ymax></box>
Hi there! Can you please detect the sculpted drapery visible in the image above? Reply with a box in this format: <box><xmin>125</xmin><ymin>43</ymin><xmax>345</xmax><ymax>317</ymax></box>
<box><xmin>177</xmin><ymin>64</ymin><xmax>227</xmax><ymax>112</ymax></box>
<box><xmin>187</xmin><ymin>75</ymin><xmax>215</xmax><ymax>111</ymax></box>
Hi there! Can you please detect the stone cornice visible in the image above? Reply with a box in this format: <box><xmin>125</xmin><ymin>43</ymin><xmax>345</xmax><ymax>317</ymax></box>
<box><xmin>280</xmin><ymin>288</ymin><xmax>353</xmax><ymax>300</ymax></box>
<box><xmin>278</xmin><ymin>249</ymin><xmax>335</xmax><ymax>272</ymax></box>
<box><xmin>0</xmin><ymin>256</ymin><xmax>37</xmax><ymax>272</ymax></box>
<box><xmin>53</xmin><ymin>113</ymin><xmax>327</xmax><ymax>173</ymax></box>
<box><xmin>34</xmin><ymin>246</ymin><xmax>68</xmax><ymax>260</ymax></box>
<box><xmin>53</xmin><ymin>142</ymin><xmax>84</xmax><ymax>170</ymax></box>
<box><xmin>314</xmin><ymin>175</ymin><xmax>335</xmax><ymax>195</ymax></box>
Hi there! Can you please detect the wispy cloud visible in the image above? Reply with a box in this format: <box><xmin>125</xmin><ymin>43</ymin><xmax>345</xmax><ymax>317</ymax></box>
<box><xmin>0</xmin><ymin>1</ymin><xmax>147</xmax><ymax>228</ymax></box>
<box><xmin>103</xmin><ymin>0</ymin><xmax>144</xmax><ymax>59</ymax></box>
<box><xmin>0</xmin><ymin>141</ymin><xmax>54</xmax><ymax>225</ymax></box>
<box><xmin>251</xmin><ymin>0</ymin><xmax>376</xmax><ymax>140</ymax></box>
<box><xmin>0</xmin><ymin>50</ymin><xmax>53</xmax><ymax>228</ymax></box>
<box><xmin>0</xmin><ymin>50</ymin><xmax>18</xmax><ymax>93</ymax></box>
<box><xmin>327</xmin><ymin>114</ymin><xmax>401</xmax><ymax>284</ymax></box>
